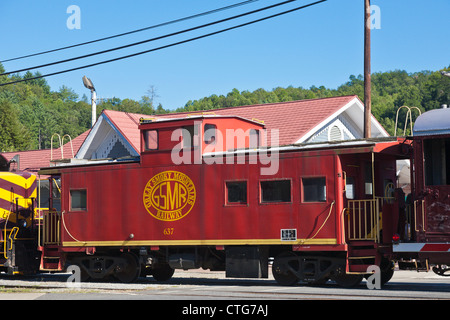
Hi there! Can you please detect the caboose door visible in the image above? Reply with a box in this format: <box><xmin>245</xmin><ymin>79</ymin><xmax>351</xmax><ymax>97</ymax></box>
<box><xmin>341</xmin><ymin>154</ymin><xmax>380</xmax><ymax>243</ymax></box>
<box><xmin>342</xmin><ymin>158</ymin><xmax>369</xmax><ymax>202</ymax></box>
<box><xmin>41</xmin><ymin>175</ymin><xmax>62</xmax><ymax>246</ymax></box>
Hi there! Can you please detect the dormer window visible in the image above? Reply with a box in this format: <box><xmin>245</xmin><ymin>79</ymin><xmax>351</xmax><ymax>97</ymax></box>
<box><xmin>250</xmin><ymin>129</ymin><xmax>259</xmax><ymax>148</ymax></box>
<box><xmin>182</xmin><ymin>125</ymin><xmax>199</xmax><ymax>149</ymax></box>
<box><xmin>204</xmin><ymin>124</ymin><xmax>217</xmax><ymax>144</ymax></box>
<box><xmin>143</xmin><ymin>130</ymin><xmax>158</xmax><ymax>151</ymax></box>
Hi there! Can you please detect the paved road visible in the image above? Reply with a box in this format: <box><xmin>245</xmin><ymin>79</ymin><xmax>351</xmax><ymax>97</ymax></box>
<box><xmin>0</xmin><ymin>268</ymin><xmax>449</xmax><ymax>301</ymax></box>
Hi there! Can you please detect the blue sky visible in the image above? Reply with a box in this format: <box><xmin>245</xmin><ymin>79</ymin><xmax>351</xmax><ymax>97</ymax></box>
<box><xmin>0</xmin><ymin>0</ymin><xmax>449</xmax><ymax>110</ymax></box>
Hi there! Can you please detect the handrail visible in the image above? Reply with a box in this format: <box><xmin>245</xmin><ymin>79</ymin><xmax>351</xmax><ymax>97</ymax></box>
<box><xmin>394</xmin><ymin>106</ymin><xmax>422</xmax><ymax>136</ymax></box>
<box><xmin>61</xmin><ymin>134</ymin><xmax>75</xmax><ymax>159</ymax></box>
<box><xmin>2</xmin><ymin>203</ymin><xmax>13</xmax><ymax>259</ymax></box>
<box><xmin>2</xmin><ymin>227</ymin><xmax>19</xmax><ymax>259</ymax></box>
<box><xmin>414</xmin><ymin>199</ymin><xmax>426</xmax><ymax>232</ymax></box>
<box><xmin>8</xmin><ymin>227</ymin><xmax>19</xmax><ymax>251</ymax></box>
<box><xmin>51</xmin><ymin>133</ymin><xmax>75</xmax><ymax>160</ymax></box>
<box><xmin>50</xmin><ymin>133</ymin><xmax>63</xmax><ymax>161</ymax></box>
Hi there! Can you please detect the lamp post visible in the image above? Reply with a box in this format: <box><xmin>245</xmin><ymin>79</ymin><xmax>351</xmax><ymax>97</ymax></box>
<box><xmin>82</xmin><ymin>76</ymin><xmax>97</xmax><ymax>128</ymax></box>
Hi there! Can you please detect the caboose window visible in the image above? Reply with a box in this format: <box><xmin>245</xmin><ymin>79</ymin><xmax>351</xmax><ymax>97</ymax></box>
<box><xmin>260</xmin><ymin>180</ymin><xmax>291</xmax><ymax>203</ymax></box>
<box><xmin>144</xmin><ymin>130</ymin><xmax>158</xmax><ymax>150</ymax></box>
<box><xmin>182</xmin><ymin>125</ymin><xmax>199</xmax><ymax>148</ymax></box>
<box><xmin>70</xmin><ymin>189</ymin><xmax>87</xmax><ymax>211</ymax></box>
<box><xmin>424</xmin><ymin>138</ymin><xmax>450</xmax><ymax>186</ymax></box>
<box><xmin>226</xmin><ymin>181</ymin><xmax>247</xmax><ymax>205</ymax></box>
<box><xmin>204</xmin><ymin>124</ymin><xmax>217</xmax><ymax>144</ymax></box>
<box><xmin>250</xmin><ymin>129</ymin><xmax>259</xmax><ymax>148</ymax></box>
<box><xmin>302</xmin><ymin>177</ymin><xmax>326</xmax><ymax>202</ymax></box>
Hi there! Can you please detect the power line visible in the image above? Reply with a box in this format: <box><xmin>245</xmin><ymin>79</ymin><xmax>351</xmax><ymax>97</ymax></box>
<box><xmin>1</xmin><ymin>0</ymin><xmax>300</xmax><ymax>76</ymax></box>
<box><xmin>0</xmin><ymin>0</ymin><xmax>259</xmax><ymax>64</ymax></box>
<box><xmin>0</xmin><ymin>0</ymin><xmax>327</xmax><ymax>87</ymax></box>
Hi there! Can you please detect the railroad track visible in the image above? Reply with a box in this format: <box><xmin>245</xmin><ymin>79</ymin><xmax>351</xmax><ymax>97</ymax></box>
<box><xmin>0</xmin><ymin>270</ymin><xmax>450</xmax><ymax>300</ymax></box>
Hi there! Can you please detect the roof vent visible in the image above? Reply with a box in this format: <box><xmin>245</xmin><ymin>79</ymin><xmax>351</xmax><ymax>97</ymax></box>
<box><xmin>329</xmin><ymin>125</ymin><xmax>342</xmax><ymax>141</ymax></box>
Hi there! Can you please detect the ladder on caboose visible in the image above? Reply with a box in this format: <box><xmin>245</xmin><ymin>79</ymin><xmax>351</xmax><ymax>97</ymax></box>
<box><xmin>346</xmin><ymin>240</ymin><xmax>379</xmax><ymax>273</ymax></box>
<box><xmin>38</xmin><ymin>210</ymin><xmax>63</xmax><ymax>271</ymax></box>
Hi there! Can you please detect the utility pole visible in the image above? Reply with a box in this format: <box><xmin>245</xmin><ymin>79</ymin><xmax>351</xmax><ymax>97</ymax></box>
<box><xmin>364</xmin><ymin>0</ymin><xmax>371</xmax><ymax>138</ymax></box>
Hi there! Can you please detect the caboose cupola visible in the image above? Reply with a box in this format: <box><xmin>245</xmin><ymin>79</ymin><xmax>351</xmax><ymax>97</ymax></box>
<box><xmin>138</xmin><ymin>115</ymin><xmax>265</xmax><ymax>166</ymax></box>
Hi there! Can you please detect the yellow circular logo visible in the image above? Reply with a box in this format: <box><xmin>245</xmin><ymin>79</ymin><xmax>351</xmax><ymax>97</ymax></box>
<box><xmin>143</xmin><ymin>171</ymin><xmax>196</xmax><ymax>221</ymax></box>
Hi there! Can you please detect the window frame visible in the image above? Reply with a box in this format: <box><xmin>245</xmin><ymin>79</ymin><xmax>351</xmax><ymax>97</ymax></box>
<box><xmin>182</xmin><ymin>125</ymin><xmax>200</xmax><ymax>149</ymax></box>
<box><xmin>204</xmin><ymin>123</ymin><xmax>217</xmax><ymax>145</ymax></box>
<box><xmin>259</xmin><ymin>179</ymin><xmax>292</xmax><ymax>204</ymax></box>
<box><xmin>302</xmin><ymin>176</ymin><xmax>327</xmax><ymax>203</ymax></box>
<box><xmin>424</xmin><ymin>137</ymin><xmax>450</xmax><ymax>186</ymax></box>
<box><xmin>224</xmin><ymin>180</ymin><xmax>248</xmax><ymax>206</ymax></box>
<box><xmin>143</xmin><ymin>129</ymin><xmax>158</xmax><ymax>151</ymax></box>
<box><xmin>69</xmin><ymin>189</ymin><xmax>87</xmax><ymax>212</ymax></box>
<box><xmin>249</xmin><ymin>129</ymin><xmax>260</xmax><ymax>148</ymax></box>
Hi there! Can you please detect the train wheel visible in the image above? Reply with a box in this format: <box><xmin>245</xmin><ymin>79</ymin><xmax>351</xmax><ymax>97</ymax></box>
<box><xmin>331</xmin><ymin>270</ymin><xmax>363</xmax><ymax>288</ymax></box>
<box><xmin>152</xmin><ymin>263</ymin><xmax>175</xmax><ymax>281</ymax></box>
<box><xmin>115</xmin><ymin>253</ymin><xmax>141</xmax><ymax>283</ymax></box>
<box><xmin>380</xmin><ymin>259</ymin><xmax>395</xmax><ymax>285</ymax></box>
<box><xmin>74</xmin><ymin>263</ymin><xmax>90</xmax><ymax>282</ymax></box>
<box><xmin>272</xmin><ymin>252</ymin><xmax>300</xmax><ymax>286</ymax></box>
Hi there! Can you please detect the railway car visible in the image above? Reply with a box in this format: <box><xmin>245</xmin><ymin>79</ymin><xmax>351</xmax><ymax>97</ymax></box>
<box><xmin>393</xmin><ymin>106</ymin><xmax>450</xmax><ymax>276</ymax></box>
<box><xmin>38</xmin><ymin>115</ymin><xmax>412</xmax><ymax>286</ymax></box>
<box><xmin>0</xmin><ymin>155</ymin><xmax>40</xmax><ymax>275</ymax></box>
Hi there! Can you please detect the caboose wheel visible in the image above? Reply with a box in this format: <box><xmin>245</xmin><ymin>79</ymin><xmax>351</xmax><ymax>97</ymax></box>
<box><xmin>272</xmin><ymin>252</ymin><xmax>300</xmax><ymax>286</ymax></box>
<box><xmin>114</xmin><ymin>253</ymin><xmax>141</xmax><ymax>283</ymax></box>
<box><xmin>151</xmin><ymin>263</ymin><xmax>175</xmax><ymax>281</ymax></box>
<box><xmin>331</xmin><ymin>269</ymin><xmax>363</xmax><ymax>288</ymax></box>
<box><xmin>380</xmin><ymin>259</ymin><xmax>395</xmax><ymax>285</ymax></box>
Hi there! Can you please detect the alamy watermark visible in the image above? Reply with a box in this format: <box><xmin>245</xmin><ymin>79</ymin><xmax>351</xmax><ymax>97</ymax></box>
<box><xmin>66</xmin><ymin>5</ymin><xmax>81</xmax><ymax>30</ymax></box>
<box><xmin>367</xmin><ymin>4</ymin><xmax>381</xmax><ymax>30</ymax></box>
<box><xmin>66</xmin><ymin>265</ymin><xmax>81</xmax><ymax>289</ymax></box>
<box><xmin>366</xmin><ymin>265</ymin><xmax>381</xmax><ymax>289</ymax></box>
<box><xmin>170</xmin><ymin>124</ymin><xmax>280</xmax><ymax>176</ymax></box>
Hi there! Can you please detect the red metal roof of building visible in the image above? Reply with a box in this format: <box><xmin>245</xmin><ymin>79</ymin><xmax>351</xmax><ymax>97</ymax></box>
<box><xmin>162</xmin><ymin>95</ymin><xmax>359</xmax><ymax>146</ymax></box>
<box><xmin>102</xmin><ymin>95</ymin><xmax>360</xmax><ymax>151</ymax></box>
<box><xmin>101</xmin><ymin>110</ymin><xmax>144</xmax><ymax>152</ymax></box>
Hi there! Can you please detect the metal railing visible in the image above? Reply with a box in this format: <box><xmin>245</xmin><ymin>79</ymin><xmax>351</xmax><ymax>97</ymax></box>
<box><xmin>346</xmin><ymin>199</ymin><xmax>380</xmax><ymax>242</ymax></box>
<box><xmin>345</xmin><ymin>197</ymin><xmax>397</xmax><ymax>243</ymax></box>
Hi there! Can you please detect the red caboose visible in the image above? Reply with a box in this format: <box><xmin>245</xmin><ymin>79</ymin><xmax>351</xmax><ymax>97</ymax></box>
<box><xmin>38</xmin><ymin>115</ymin><xmax>410</xmax><ymax>286</ymax></box>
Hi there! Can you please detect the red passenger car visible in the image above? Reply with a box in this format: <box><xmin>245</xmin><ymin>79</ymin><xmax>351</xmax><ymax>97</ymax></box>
<box><xmin>38</xmin><ymin>115</ymin><xmax>411</xmax><ymax>286</ymax></box>
<box><xmin>393</xmin><ymin>107</ymin><xmax>450</xmax><ymax>276</ymax></box>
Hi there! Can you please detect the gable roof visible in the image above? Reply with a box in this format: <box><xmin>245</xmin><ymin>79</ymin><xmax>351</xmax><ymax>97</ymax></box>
<box><xmin>101</xmin><ymin>110</ymin><xmax>144</xmax><ymax>152</ymax></box>
<box><xmin>96</xmin><ymin>95</ymin><xmax>387</xmax><ymax>151</ymax></box>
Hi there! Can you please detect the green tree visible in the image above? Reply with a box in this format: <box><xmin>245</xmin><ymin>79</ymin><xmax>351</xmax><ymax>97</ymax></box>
<box><xmin>0</xmin><ymin>99</ymin><xmax>31</xmax><ymax>151</ymax></box>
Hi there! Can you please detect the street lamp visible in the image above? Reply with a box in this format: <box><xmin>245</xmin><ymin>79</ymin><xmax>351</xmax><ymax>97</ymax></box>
<box><xmin>82</xmin><ymin>76</ymin><xmax>97</xmax><ymax>128</ymax></box>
